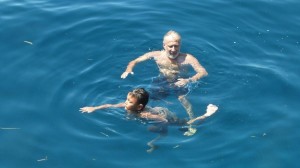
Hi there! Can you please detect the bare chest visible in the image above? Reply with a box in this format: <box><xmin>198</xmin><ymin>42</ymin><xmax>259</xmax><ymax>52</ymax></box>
<box><xmin>156</xmin><ymin>56</ymin><xmax>189</xmax><ymax>71</ymax></box>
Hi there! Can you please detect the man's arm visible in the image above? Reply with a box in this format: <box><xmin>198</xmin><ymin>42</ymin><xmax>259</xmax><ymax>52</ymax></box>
<box><xmin>121</xmin><ymin>51</ymin><xmax>157</xmax><ymax>79</ymax></box>
<box><xmin>175</xmin><ymin>54</ymin><xmax>208</xmax><ymax>87</ymax></box>
<box><xmin>80</xmin><ymin>103</ymin><xmax>125</xmax><ymax>113</ymax></box>
<box><xmin>188</xmin><ymin>55</ymin><xmax>208</xmax><ymax>82</ymax></box>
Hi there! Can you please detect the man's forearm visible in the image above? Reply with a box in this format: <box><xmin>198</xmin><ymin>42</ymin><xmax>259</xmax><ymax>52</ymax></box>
<box><xmin>190</xmin><ymin>70</ymin><xmax>208</xmax><ymax>82</ymax></box>
<box><xmin>125</xmin><ymin>60</ymin><xmax>137</xmax><ymax>72</ymax></box>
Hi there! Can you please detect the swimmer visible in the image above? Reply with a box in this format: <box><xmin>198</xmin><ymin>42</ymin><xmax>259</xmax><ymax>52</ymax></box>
<box><xmin>121</xmin><ymin>30</ymin><xmax>208</xmax><ymax>85</ymax></box>
<box><xmin>120</xmin><ymin>30</ymin><xmax>208</xmax><ymax>135</ymax></box>
<box><xmin>80</xmin><ymin>88</ymin><xmax>218</xmax><ymax>152</ymax></box>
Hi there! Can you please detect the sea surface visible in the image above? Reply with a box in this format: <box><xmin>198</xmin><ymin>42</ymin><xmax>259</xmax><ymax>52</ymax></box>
<box><xmin>1</xmin><ymin>0</ymin><xmax>299</xmax><ymax>167</ymax></box>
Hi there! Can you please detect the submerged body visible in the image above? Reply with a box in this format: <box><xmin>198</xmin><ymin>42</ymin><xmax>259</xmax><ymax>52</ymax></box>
<box><xmin>80</xmin><ymin>88</ymin><xmax>218</xmax><ymax>152</ymax></box>
<box><xmin>121</xmin><ymin>50</ymin><xmax>207</xmax><ymax>86</ymax></box>
<box><xmin>121</xmin><ymin>31</ymin><xmax>208</xmax><ymax>124</ymax></box>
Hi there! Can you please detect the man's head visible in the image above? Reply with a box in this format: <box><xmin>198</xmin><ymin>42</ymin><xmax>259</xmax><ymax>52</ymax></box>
<box><xmin>125</xmin><ymin>88</ymin><xmax>149</xmax><ymax>112</ymax></box>
<box><xmin>163</xmin><ymin>30</ymin><xmax>181</xmax><ymax>59</ymax></box>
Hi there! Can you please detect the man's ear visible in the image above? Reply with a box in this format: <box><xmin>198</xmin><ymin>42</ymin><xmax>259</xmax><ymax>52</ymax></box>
<box><xmin>137</xmin><ymin>104</ymin><xmax>144</xmax><ymax>111</ymax></box>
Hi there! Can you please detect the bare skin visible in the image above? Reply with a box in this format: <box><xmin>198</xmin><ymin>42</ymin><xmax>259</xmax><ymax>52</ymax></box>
<box><xmin>121</xmin><ymin>31</ymin><xmax>207</xmax><ymax>86</ymax></box>
<box><xmin>80</xmin><ymin>93</ymin><xmax>218</xmax><ymax>152</ymax></box>
<box><xmin>121</xmin><ymin>31</ymin><xmax>208</xmax><ymax>135</ymax></box>
<box><xmin>80</xmin><ymin>103</ymin><xmax>218</xmax><ymax>125</ymax></box>
<box><xmin>81</xmin><ymin>102</ymin><xmax>218</xmax><ymax>151</ymax></box>
<box><xmin>80</xmin><ymin>94</ymin><xmax>168</xmax><ymax>122</ymax></box>
<box><xmin>121</xmin><ymin>50</ymin><xmax>207</xmax><ymax>86</ymax></box>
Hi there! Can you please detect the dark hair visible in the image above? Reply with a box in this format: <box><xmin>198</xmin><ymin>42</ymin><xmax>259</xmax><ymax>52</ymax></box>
<box><xmin>130</xmin><ymin>88</ymin><xmax>149</xmax><ymax>109</ymax></box>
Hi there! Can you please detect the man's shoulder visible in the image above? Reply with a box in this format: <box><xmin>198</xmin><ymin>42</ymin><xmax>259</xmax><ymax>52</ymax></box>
<box><xmin>144</xmin><ymin>50</ymin><xmax>162</xmax><ymax>58</ymax></box>
<box><xmin>150</xmin><ymin>50</ymin><xmax>163</xmax><ymax>56</ymax></box>
<box><xmin>181</xmin><ymin>53</ymin><xmax>198</xmax><ymax>60</ymax></box>
<box><xmin>177</xmin><ymin>52</ymin><xmax>195</xmax><ymax>58</ymax></box>
<box><xmin>181</xmin><ymin>53</ymin><xmax>196</xmax><ymax>58</ymax></box>
<box><xmin>176</xmin><ymin>53</ymin><xmax>199</xmax><ymax>64</ymax></box>
<box><xmin>177</xmin><ymin>53</ymin><xmax>189</xmax><ymax>60</ymax></box>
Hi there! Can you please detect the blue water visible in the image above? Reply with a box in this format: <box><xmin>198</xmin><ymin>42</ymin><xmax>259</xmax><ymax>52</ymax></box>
<box><xmin>1</xmin><ymin>0</ymin><xmax>300</xmax><ymax>167</ymax></box>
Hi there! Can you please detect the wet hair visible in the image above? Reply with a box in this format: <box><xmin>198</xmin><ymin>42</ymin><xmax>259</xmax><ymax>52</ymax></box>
<box><xmin>129</xmin><ymin>88</ymin><xmax>149</xmax><ymax>109</ymax></box>
<box><xmin>163</xmin><ymin>30</ymin><xmax>181</xmax><ymax>44</ymax></box>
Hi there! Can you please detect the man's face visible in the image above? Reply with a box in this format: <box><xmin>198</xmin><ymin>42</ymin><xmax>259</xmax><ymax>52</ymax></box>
<box><xmin>124</xmin><ymin>93</ymin><xmax>141</xmax><ymax>111</ymax></box>
<box><xmin>163</xmin><ymin>40</ymin><xmax>181</xmax><ymax>59</ymax></box>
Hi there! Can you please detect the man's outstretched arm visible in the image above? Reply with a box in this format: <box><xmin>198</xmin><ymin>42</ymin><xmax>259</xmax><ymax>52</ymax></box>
<box><xmin>121</xmin><ymin>51</ymin><xmax>157</xmax><ymax>79</ymax></box>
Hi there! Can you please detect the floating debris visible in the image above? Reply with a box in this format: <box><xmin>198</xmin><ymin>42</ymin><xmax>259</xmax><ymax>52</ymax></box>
<box><xmin>173</xmin><ymin>145</ymin><xmax>180</xmax><ymax>149</ymax></box>
<box><xmin>105</xmin><ymin>127</ymin><xmax>118</xmax><ymax>134</ymax></box>
<box><xmin>100</xmin><ymin>132</ymin><xmax>109</xmax><ymax>137</ymax></box>
<box><xmin>1</xmin><ymin>127</ymin><xmax>20</xmax><ymax>130</ymax></box>
<box><xmin>24</xmin><ymin>41</ymin><xmax>33</xmax><ymax>45</ymax></box>
<box><xmin>37</xmin><ymin>156</ymin><xmax>47</xmax><ymax>162</ymax></box>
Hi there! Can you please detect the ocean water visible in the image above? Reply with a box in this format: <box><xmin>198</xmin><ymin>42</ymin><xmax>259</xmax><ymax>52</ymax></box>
<box><xmin>1</xmin><ymin>0</ymin><xmax>300</xmax><ymax>167</ymax></box>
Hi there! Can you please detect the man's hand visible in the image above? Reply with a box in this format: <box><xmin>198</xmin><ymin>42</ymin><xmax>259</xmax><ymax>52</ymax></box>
<box><xmin>121</xmin><ymin>71</ymin><xmax>134</xmax><ymax>79</ymax></box>
<box><xmin>174</xmin><ymin>78</ymin><xmax>189</xmax><ymax>87</ymax></box>
<box><xmin>80</xmin><ymin>107</ymin><xmax>96</xmax><ymax>113</ymax></box>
